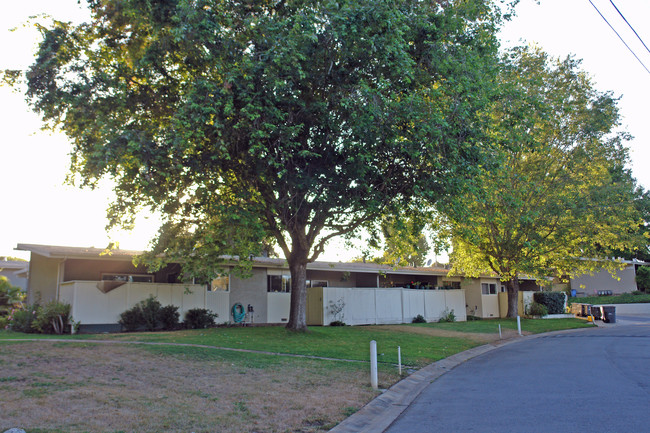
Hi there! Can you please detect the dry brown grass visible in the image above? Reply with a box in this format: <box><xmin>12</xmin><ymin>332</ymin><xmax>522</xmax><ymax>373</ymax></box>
<box><xmin>374</xmin><ymin>324</ymin><xmax>528</xmax><ymax>344</ymax></box>
<box><xmin>0</xmin><ymin>341</ymin><xmax>395</xmax><ymax>433</ymax></box>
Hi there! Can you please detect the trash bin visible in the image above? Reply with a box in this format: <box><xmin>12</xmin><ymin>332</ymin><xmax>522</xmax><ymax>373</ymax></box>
<box><xmin>602</xmin><ymin>306</ymin><xmax>616</xmax><ymax>323</ymax></box>
<box><xmin>571</xmin><ymin>289</ymin><xmax>577</xmax><ymax>297</ymax></box>
<box><xmin>591</xmin><ymin>305</ymin><xmax>602</xmax><ymax>320</ymax></box>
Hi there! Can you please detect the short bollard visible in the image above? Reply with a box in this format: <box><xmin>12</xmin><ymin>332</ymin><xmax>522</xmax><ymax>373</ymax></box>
<box><xmin>370</xmin><ymin>340</ymin><xmax>378</xmax><ymax>390</ymax></box>
<box><xmin>398</xmin><ymin>346</ymin><xmax>402</xmax><ymax>376</ymax></box>
<box><xmin>498</xmin><ymin>324</ymin><xmax>502</xmax><ymax>339</ymax></box>
<box><xmin>517</xmin><ymin>316</ymin><xmax>522</xmax><ymax>336</ymax></box>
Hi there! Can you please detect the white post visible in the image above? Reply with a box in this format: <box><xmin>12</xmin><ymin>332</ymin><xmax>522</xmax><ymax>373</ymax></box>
<box><xmin>517</xmin><ymin>316</ymin><xmax>522</xmax><ymax>336</ymax></box>
<box><xmin>498</xmin><ymin>324</ymin><xmax>502</xmax><ymax>339</ymax></box>
<box><xmin>370</xmin><ymin>340</ymin><xmax>378</xmax><ymax>390</ymax></box>
<box><xmin>398</xmin><ymin>346</ymin><xmax>402</xmax><ymax>376</ymax></box>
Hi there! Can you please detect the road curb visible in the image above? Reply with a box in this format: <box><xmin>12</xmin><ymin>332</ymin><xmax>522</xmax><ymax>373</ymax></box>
<box><xmin>328</xmin><ymin>326</ymin><xmax>597</xmax><ymax>433</ymax></box>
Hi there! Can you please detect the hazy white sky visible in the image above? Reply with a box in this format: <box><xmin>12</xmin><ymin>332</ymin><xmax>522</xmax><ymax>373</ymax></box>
<box><xmin>1</xmin><ymin>0</ymin><xmax>648</xmax><ymax>261</ymax></box>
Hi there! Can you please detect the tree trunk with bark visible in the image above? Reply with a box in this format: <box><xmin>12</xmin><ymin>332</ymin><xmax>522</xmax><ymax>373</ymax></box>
<box><xmin>285</xmin><ymin>251</ymin><xmax>309</xmax><ymax>332</ymax></box>
<box><xmin>506</xmin><ymin>277</ymin><xmax>521</xmax><ymax>318</ymax></box>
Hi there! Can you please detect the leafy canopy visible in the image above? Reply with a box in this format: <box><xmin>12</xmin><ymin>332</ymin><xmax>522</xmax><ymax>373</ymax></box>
<box><xmin>23</xmin><ymin>0</ymin><xmax>507</xmax><ymax>329</ymax></box>
<box><xmin>444</xmin><ymin>46</ymin><xmax>642</xmax><ymax>316</ymax></box>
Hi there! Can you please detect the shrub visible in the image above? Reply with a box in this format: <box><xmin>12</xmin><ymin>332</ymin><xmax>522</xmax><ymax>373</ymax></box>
<box><xmin>527</xmin><ymin>302</ymin><xmax>548</xmax><ymax>317</ymax></box>
<box><xmin>533</xmin><ymin>292</ymin><xmax>565</xmax><ymax>314</ymax></box>
<box><xmin>184</xmin><ymin>308</ymin><xmax>218</xmax><ymax>329</ymax></box>
<box><xmin>9</xmin><ymin>304</ymin><xmax>38</xmax><ymax>333</ymax></box>
<box><xmin>139</xmin><ymin>296</ymin><xmax>162</xmax><ymax>331</ymax></box>
<box><xmin>159</xmin><ymin>305</ymin><xmax>180</xmax><ymax>330</ymax></box>
<box><xmin>329</xmin><ymin>320</ymin><xmax>346</xmax><ymax>326</ymax></box>
<box><xmin>412</xmin><ymin>314</ymin><xmax>426</xmax><ymax>323</ymax></box>
<box><xmin>119</xmin><ymin>306</ymin><xmax>144</xmax><ymax>332</ymax></box>
<box><xmin>636</xmin><ymin>266</ymin><xmax>650</xmax><ymax>291</ymax></box>
<box><xmin>438</xmin><ymin>308</ymin><xmax>456</xmax><ymax>323</ymax></box>
<box><xmin>467</xmin><ymin>315</ymin><xmax>482</xmax><ymax>321</ymax></box>
<box><xmin>33</xmin><ymin>301</ymin><xmax>71</xmax><ymax>334</ymax></box>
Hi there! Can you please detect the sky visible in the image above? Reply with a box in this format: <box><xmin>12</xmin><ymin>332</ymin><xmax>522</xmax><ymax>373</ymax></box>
<box><xmin>1</xmin><ymin>0</ymin><xmax>649</xmax><ymax>262</ymax></box>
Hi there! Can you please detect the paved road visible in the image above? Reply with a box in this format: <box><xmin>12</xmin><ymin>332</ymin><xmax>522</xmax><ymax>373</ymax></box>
<box><xmin>385</xmin><ymin>318</ymin><xmax>650</xmax><ymax>432</ymax></box>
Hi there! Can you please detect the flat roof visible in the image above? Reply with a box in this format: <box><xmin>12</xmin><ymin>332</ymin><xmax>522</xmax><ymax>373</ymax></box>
<box><xmin>16</xmin><ymin>243</ymin><xmax>454</xmax><ymax>276</ymax></box>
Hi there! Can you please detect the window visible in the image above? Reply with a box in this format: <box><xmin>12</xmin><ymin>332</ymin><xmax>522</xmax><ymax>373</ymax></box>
<box><xmin>209</xmin><ymin>275</ymin><xmax>229</xmax><ymax>291</ymax></box>
<box><xmin>268</xmin><ymin>274</ymin><xmax>291</xmax><ymax>292</ymax></box>
<box><xmin>101</xmin><ymin>273</ymin><xmax>154</xmax><ymax>283</ymax></box>
<box><xmin>481</xmin><ymin>283</ymin><xmax>497</xmax><ymax>295</ymax></box>
<box><xmin>442</xmin><ymin>281</ymin><xmax>461</xmax><ymax>290</ymax></box>
<box><xmin>309</xmin><ymin>280</ymin><xmax>328</xmax><ymax>288</ymax></box>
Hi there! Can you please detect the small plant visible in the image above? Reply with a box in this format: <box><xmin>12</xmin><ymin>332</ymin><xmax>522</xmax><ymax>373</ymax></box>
<box><xmin>159</xmin><ymin>305</ymin><xmax>180</xmax><ymax>330</ymax></box>
<box><xmin>184</xmin><ymin>308</ymin><xmax>218</xmax><ymax>329</ymax></box>
<box><xmin>412</xmin><ymin>314</ymin><xmax>426</xmax><ymax>323</ymax></box>
<box><xmin>527</xmin><ymin>302</ymin><xmax>548</xmax><ymax>317</ymax></box>
<box><xmin>33</xmin><ymin>300</ymin><xmax>72</xmax><ymax>334</ymax></box>
<box><xmin>466</xmin><ymin>315</ymin><xmax>482</xmax><ymax>321</ymax></box>
<box><xmin>328</xmin><ymin>298</ymin><xmax>345</xmax><ymax>326</ymax></box>
<box><xmin>438</xmin><ymin>308</ymin><xmax>455</xmax><ymax>323</ymax></box>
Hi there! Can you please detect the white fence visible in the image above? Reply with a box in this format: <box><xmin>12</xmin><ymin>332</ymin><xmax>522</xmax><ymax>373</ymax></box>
<box><xmin>59</xmin><ymin>281</ymin><xmax>229</xmax><ymax>325</ymax></box>
<box><xmin>321</xmin><ymin>287</ymin><xmax>466</xmax><ymax>325</ymax></box>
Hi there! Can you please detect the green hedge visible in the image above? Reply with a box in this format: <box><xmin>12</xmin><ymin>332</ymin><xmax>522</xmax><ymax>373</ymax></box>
<box><xmin>533</xmin><ymin>292</ymin><xmax>565</xmax><ymax>314</ymax></box>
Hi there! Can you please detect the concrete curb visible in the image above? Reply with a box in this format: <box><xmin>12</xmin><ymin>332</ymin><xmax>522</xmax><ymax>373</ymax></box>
<box><xmin>328</xmin><ymin>326</ymin><xmax>599</xmax><ymax>433</ymax></box>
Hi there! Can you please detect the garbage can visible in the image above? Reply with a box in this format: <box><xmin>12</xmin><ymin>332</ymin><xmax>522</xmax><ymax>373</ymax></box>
<box><xmin>591</xmin><ymin>305</ymin><xmax>602</xmax><ymax>320</ymax></box>
<box><xmin>571</xmin><ymin>289</ymin><xmax>577</xmax><ymax>297</ymax></box>
<box><xmin>602</xmin><ymin>306</ymin><xmax>616</xmax><ymax>323</ymax></box>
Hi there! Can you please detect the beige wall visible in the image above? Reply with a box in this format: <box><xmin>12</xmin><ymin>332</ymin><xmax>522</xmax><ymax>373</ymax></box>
<box><xmin>570</xmin><ymin>266</ymin><xmax>637</xmax><ymax>295</ymax></box>
<box><xmin>463</xmin><ymin>277</ymin><xmax>502</xmax><ymax>318</ymax></box>
<box><xmin>63</xmin><ymin>259</ymin><xmax>150</xmax><ymax>282</ymax></box>
<box><xmin>59</xmin><ymin>281</ymin><xmax>214</xmax><ymax>325</ymax></box>
<box><xmin>229</xmin><ymin>268</ymin><xmax>268</xmax><ymax>323</ymax></box>
<box><xmin>27</xmin><ymin>254</ymin><xmax>61</xmax><ymax>303</ymax></box>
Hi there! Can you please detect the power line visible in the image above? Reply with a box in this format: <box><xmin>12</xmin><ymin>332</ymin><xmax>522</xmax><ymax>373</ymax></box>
<box><xmin>609</xmin><ymin>0</ymin><xmax>650</xmax><ymax>55</ymax></box>
<box><xmin>588</xmin><ymin>0</ymin><xmax>650</xmax><ymax>75</ymax></box>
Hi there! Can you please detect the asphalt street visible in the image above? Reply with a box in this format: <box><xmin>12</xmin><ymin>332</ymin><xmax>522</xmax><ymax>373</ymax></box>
<box><xmin>384</xmin><ymin>317</ymin><xmax>650</xmax><ymax>433</ymax></box>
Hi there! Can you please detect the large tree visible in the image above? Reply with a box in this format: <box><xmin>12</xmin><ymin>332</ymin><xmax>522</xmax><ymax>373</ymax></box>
<box><xmin>22</xmin><ymin>0</ymin><xmax>506</xmax><ymax>330</ymax></box>
<box><xmin>444</xmin><ymin>46</ymin><xmax>642</xmax><ymax>317</ymax></box>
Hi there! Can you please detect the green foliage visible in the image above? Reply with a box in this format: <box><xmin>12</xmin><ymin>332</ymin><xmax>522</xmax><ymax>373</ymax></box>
<box><xmin>445</xmin><ymin>46</ymin><xmax>643</xmax><ymax>317</ymax></box>
<box><xmin>118</xmin><ymin>296</ymin><xmax>180</xmax><ymax>331</ymax></box>
<box><xmin>139</xmin><ymin>296</ymin><xmax>162</xmax><ymax>331</ymax></box>
<box><xmin>184</xmin><ymin>308</ymin><xmax>218</xmax><ymax>330</ymax></box>
<box><xmin>21</xmin><ymin>0</ymin><xmax>507</xmax><ymax>331</ymax></box>
<box><xmin>33</xmin><ymin>301</ymin><xmax>71</xmax><ymax>334</ymax></box>
<box><xmin>438</xmin><ymin>309</ymin><xmax>456</xmax><ymax>323</ymax></box>
<box><xmin>636</xmin><ymin>266</ymin><xmax>650</xmax><ymax>291</ymax></box>
<box><xmin>412</xmin><ymin>314</ymin><xmax>426</xmax><ymax>324</ymax></box>
<box><xmin>7</xmin><ymin>304</ymin><xmax>38</xmax><ymax>333</ymax></box>
<box><xmin>533</xmin><ymin>292</ymin><xmax>565</xmax><ymax>315</ymax></box>
<box><xmin>119</xmin><ymin>307</ymin><xmax>144</xmax><ymax>332</ymax></box>
<box><xmin>526</xmin><ymin>302</ymin><xmax>548</xmax><ymax>317</ymax></box>
<box><xmin>158</xmin><ymin>305</ymin><xmax>180</xmax><ymax>331</ymax></box>
<box><xmin>0</xmin><ymin>276</ymin><xmax>25</xmax><ymax>316</ymax></box>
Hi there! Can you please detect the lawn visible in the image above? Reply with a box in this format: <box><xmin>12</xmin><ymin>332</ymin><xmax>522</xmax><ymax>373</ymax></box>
<box><xmin>0</xmin><ymin>319</ymin><xmax>594</xmax><ymax>432</ymax></box>
<box><xmin>570</xmin><ymin>292</ymin><xmax>650</xmax><ymax>305</ymax></box>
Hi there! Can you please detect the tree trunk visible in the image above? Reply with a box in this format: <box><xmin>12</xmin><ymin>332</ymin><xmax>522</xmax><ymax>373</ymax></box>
<box><xmin>506</xmin><ymin>277</ymin><xmax>520</xmax><ymax>318</ymax></box>
<box><xmin>286</xmin><ymin>254</ymin><xmax>309</xmax><ymax>332</ymax></box>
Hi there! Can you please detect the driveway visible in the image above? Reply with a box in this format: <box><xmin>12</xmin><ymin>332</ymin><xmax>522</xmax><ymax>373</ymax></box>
<box><xmin>384</xmin><ymin>317</ymin><xmax>650</xmax><ymax>432</ymax></box>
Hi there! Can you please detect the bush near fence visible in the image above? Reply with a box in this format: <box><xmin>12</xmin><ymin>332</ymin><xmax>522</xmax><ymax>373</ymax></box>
<box><xmin>533</xmin><ymin>292</ymin><xmax>565</xmax><ymax>314</ymax></box>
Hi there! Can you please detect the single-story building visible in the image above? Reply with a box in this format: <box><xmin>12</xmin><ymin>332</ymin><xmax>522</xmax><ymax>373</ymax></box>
<box><xmin>0</xmin><ymin>258</ymin><xmax>29</xmax><ymax>291</ymax></box>
<box><xmin>569</xmin><ymin>261</ymin><xmax>644</xmax><ymax>296</ymax></box>
<box><xmin>17</xmin><ymin>243</ymin><xmax>487</xmax><ymax>332</ymax></box>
